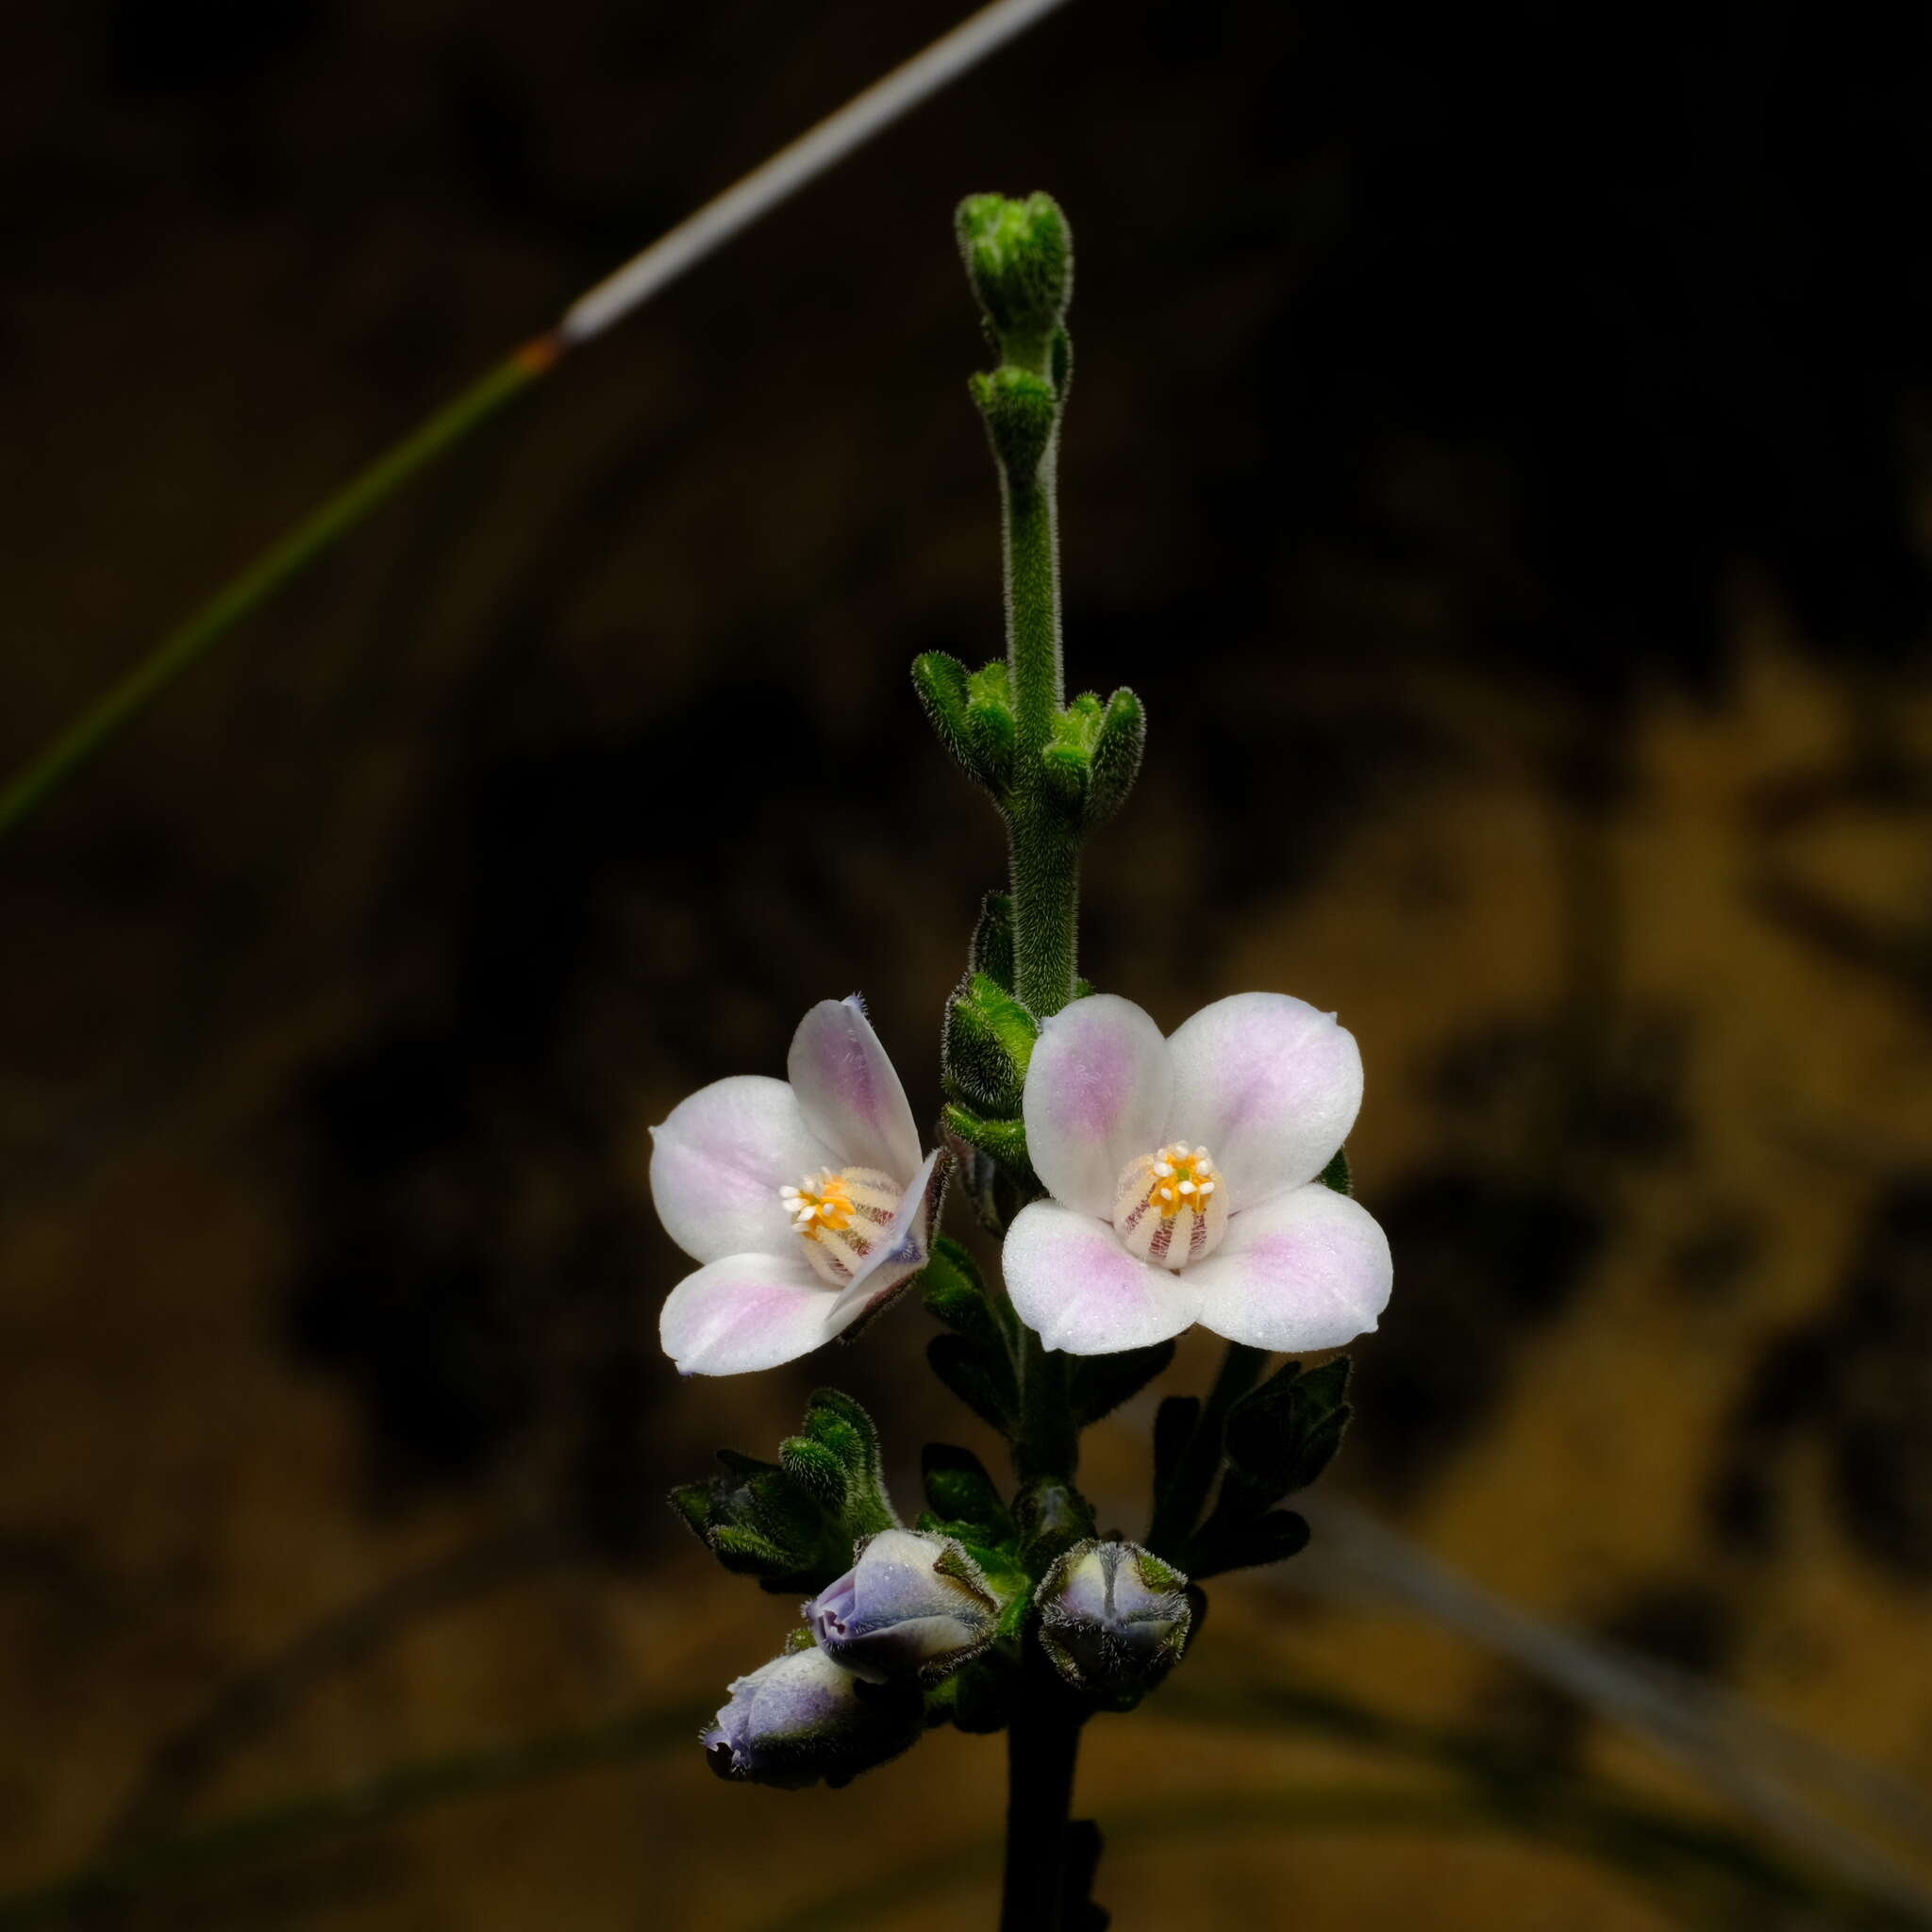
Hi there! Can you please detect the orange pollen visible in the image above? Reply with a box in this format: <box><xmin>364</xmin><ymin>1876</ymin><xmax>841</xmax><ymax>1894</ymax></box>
<box><xmin>1141</xmin><ymin>1142</ymin><xmax>1217</xmax><ymax>1220</ymax></box>
<box><xmin>779</xmin><ymin>1171</ymin><xmax>857</xmax><ymax>1238</ymax></box>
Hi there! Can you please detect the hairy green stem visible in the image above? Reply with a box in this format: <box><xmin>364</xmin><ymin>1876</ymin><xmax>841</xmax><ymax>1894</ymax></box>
<box><xmin>999</xmin><ymin>451</ymin><xmax>1075</xmax><ymax>1020</ymax></box>
<box><xmin>1010</xmin><ymin>1324</ymin><xmax>1076</xmax><ymax>1483</ymax></box>
<box><xmin>0</xmin><ymin>341</ymin><xmax>556</xmax><ymax>841</ymax></box>
<box><xmin>1146</xmin><ymin>1341</ymin><xmax>1268</xmax><ymax>1557</ymax></box>
<box><xmin>988</xmin><ymin>370</ymin><xmax>1087</xmax><ymax>1928</ymax></box>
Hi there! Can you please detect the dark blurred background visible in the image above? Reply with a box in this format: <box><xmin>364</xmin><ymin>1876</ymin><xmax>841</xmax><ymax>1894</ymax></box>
<box><xmin>4</xmin><ymin>1</ymin><xmax>1930</xmax><ymax>1924</ymax></box>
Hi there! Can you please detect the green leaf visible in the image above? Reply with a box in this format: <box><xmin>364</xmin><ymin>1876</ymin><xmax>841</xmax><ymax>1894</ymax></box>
<box><xmin>777</xmin><ymin>1435</ymin><xmax>848</xmax><ymax>1507</ymax></box>
<box><xmin>1223</xmin><ymin>1357</ymin><xmax>1354</xmax><ymax>1503</ymax></box>
<box><xmin>926</xmin><ymin>1652</ymin><xmax>1016</xmax><ymax>1734</ymax></box>
<box><xmin>668</xmin><ymin>1480</ymin><xmax>718</xmax><ymax>1541</ymax></box>
<box><xmin>707</xmin><ymin>1523</ymin><xmax>800</xmax><ymax>1578</ymax></box>
<box><xmin>941</xmin><ymin>1101</ymin><xmax>1034</xmax><ymax>1183</ymax></box>
<box><xmin>1085</xmin><ymin>686</ymin><xmax>1145</xmax><ymax>826</ymax></box>
<box><xmin>928</xmin><ymin>1334</ymin><xmax>1018</xmax><ymax>1434</ymax></box>
<box><xmin>918</xmin><ymin>1235</ymin><xmax>1015</xmax><ymax>1356</ymax></box>
<box><xmin>921</xmin><ymin>1444</ymin><xmax>1013</xmax><ymax>1540</ymax></box>
<box><xmin>1068</xmin><ymin>1339</ymin><xmax>1174</xmax><ymax>1427</ymax></box>
<box><xmin>1187</xmin><ymin>1507</ymin><xmax>1311</xmax><ymax>1580</ymax></box>
<box><xmin>1320</xmin><ymin>1145</ymin><xmax>1353</xmax><ymax>1195</ymax></box>
<box><xmin>969</xmin><ymin>891</ymin><xmax>1015</xmax><ymax>991</ymax></box>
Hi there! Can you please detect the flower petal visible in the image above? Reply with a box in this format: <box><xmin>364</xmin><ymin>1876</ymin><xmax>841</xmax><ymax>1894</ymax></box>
<box><xmin>1023</xmin><ymin>994</ymin><xmax>1173</xmax><ymax>1219</ymax></box>
<box><xmin>788</xmin><ymin>995</ymin><xmax>923</xmax><ymax>1182</ymax></box>
<box><xmin>1162</xmin><ymin>992</ymin><xmax>1363</xmax><ymax>1209</ymax></box>
<box><xmin>1182</xmin><ymin>1182</ymin><xmax>1391</xmax><ymax>1352</ymax></box>
<box><xmin>649</xmin><ymin>1074</ymin><xmax>835</xmax><ymax>1264</ymax></box>
<box><xmin>1003</xmin><ymin>1201</ymin><xmax>1203</xmax><ymax>1356</ymax></box>
<box><xmin>824</xmin><ymin>1149</ymin><xmax>947</xmax><ymax>1337</ymax></box>
<box><xmin>659</xmin><ymin>1250</ymin><xmax>838</xmax><ymax>1375</ymax></box>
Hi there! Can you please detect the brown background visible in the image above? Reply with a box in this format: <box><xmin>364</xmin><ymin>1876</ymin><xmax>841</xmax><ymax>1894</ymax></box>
<box><xmin>3</xmin><ymin>1</ymin><xmax>1930</xmax><ymax>1925</ymax></box>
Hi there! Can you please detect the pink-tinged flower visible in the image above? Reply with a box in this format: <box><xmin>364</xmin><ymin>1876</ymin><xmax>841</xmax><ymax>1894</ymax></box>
<box><xmin>1004</xmin><ymin>992</ymin><xmax>1391</xmax><ymax>1356</ymax></box>
<box><xmin>652</xmin><ymin>998</ymin><xmax>945</xmax><ymax>1375</ymax></box>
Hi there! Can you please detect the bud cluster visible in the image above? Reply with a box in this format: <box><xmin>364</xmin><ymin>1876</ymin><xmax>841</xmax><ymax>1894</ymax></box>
<box><xmin>912</xmin><ymin>651</ymin><xmax>1144</xmax><ymax>832</ymax></box>
<box><xmin>670</xmin><ymin>1389</ymin><xmax>896</xmax><ymax>1593</ymax></box>
<box><xmin>701</xmin><ymin>1514</ymin><xmax>1009</xmax><ymax>1790</ymax></box>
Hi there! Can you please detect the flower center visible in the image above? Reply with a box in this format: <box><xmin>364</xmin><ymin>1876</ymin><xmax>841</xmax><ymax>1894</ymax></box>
<box><xmin>778</xmin><ymin>1166</ymin><xmax>901</xmax><ymax>1288</ymax></box>
<box><xmin>1112</xmin><ymin>1142</ymin><xmax>1228</xmax><ymax>1272</ymax></box>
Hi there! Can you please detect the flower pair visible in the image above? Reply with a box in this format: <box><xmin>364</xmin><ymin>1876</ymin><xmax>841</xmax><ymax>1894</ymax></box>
<box><xmin>652</xmin><ymin>991</ymin><xmax>1391</xmax><ymax>1372</ymax></box>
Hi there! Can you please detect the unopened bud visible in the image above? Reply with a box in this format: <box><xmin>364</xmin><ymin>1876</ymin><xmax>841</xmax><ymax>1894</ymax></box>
<box><xmin>944</xmin><ymin>970</ymin><xmax>1038</xmax><ymax>1115</ymax></box>
<box><xmin>701</xmin><ymin>1646</ymin><xmax>920</xmax><ymax>1790</ymax></box>
<box><xmin>957</xmin><ymin>192</ymin><xmax>1072</xmax><ymax>372</ymax></box>
<box><xmin>1035</xmin><ymin>1539</ymin><xmax>1191</xmax><ymax>1707</ymax></box>
<box><xmin>808</xmin><ymin>1528</ymin><xmax>998</xmax><ymax>1684</ymax></box>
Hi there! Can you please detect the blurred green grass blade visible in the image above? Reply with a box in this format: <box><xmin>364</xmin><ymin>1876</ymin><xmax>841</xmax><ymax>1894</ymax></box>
<box><xmin>0</xmin><ymin>343</ymin><xmax>550</xmax><ymax>841</ymax></box>
<box><xmin>0</xmin><ymin>0</ymin><xmax>1074</xmax><ymax>844</ymax></box>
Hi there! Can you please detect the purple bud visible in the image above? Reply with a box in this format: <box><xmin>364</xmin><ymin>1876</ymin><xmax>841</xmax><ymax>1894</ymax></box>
<box><xmin>700</xmin><ymin>1645</ymin><xmax>919</xmax><ymax>1790</ymax></box>
<box><xmin>1035</xmin><ymin>1539</ymin><xmax>1191</xmax><ymax>1705</ymax></box>
<box><xmin>808</xmin><ymin>1528</ymin><xmax>997</xmax><ymax>1684</ymax></box>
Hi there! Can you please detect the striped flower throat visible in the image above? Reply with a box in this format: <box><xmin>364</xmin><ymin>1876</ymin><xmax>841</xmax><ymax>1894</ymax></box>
<box><xmin>1112</xmin><ymin>1142</ymin><xmax>1227</xmax><ymax>1272</ymax></box>
<box><xmin>778</xmin><ymin>1167</ymin><xmax>900</xmax><ymax>1288</ymax></box>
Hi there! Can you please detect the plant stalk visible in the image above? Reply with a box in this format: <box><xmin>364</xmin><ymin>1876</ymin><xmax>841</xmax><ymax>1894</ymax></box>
<box><xmin>998</xmin><ymin>1653</ymin><xmax>1084</xmax><ymax>1932</ymax></box>
<box><xmin>999</xmin><ymin>443</ymin><xmax>1076</xmax><ymax>1021</ymax></box>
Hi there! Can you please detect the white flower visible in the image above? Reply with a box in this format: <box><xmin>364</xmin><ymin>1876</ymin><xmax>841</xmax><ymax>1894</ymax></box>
<box><xmin>651</xmin><ymin>997</ymin><xmax>943</xmax><ymax>1375</ymax></box>
<box><xmin>1003</xmin><ymin>991</ymin><xmax>1391</xmax><ymax>1356</ymax></box>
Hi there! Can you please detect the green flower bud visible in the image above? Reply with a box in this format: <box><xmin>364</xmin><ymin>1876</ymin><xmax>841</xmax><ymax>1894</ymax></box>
<box><xmin>956</xmin><ymin>192</ymin><xmax>1072</xmax><ymax>373</ymax></box>
<box><xmin>943</xmin><ymin>970</ymin><xmax>1038</xmax><ymax>1115</ymax></box>
<box><xmin>1034</xmin><ymin>687</ymin><xmax>1144</xmax><ymax>825</ymax></box>
<box><xmin>969</xmin><ymin>366</ymin><xmax>1058</xmax><ymax>478</ymax></box>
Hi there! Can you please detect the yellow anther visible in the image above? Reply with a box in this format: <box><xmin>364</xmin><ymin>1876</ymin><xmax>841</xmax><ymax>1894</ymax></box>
<box><xmin>1112</xmin><ymin>1141</ymin><xmax>1230</xmax><ymax>1272</ymax></box>
<box><xmin>777</xmin><ymin>1166</ymin><xmax>902</xmax><ymax>1288</ymax></box>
